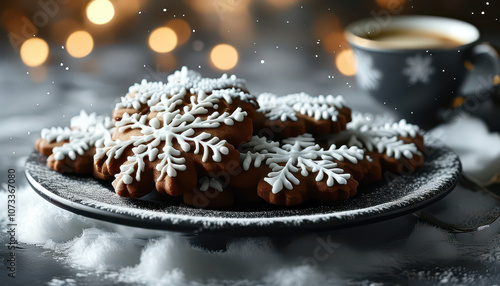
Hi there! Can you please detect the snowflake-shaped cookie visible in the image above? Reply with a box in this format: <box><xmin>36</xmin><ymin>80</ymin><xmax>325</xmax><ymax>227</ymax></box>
<box><xmin>236</xmin><ymin>134</ymin><xmax>363</xmax><ymax>206</ymax></box>
<box><xmin>113</xmin><ymin>66</ymin><xmax>252</xmax><ymax>121</ymax></box>
<box><xmin>254</xmin><ymin>92</ymin><xmax>352</xmax><ymax>140</ymax></box>
<box><xmin>323</xmin><ymin>113</ymin><xmax>424</xmax><ymax>173</ymax></box>
<box><xmin>95</xmin><ymin>84</ymin><xmax>254</xmax><ymax>198</ymax></box>
<box><xmin>182</xmin><ymin>176</ymin><xmax>237</xmax><ymax>209</ymax></box>
<box><xmin>35</xmin><ymin>110</ymin><xmax>115</xmax><ymax>176</ymax></box>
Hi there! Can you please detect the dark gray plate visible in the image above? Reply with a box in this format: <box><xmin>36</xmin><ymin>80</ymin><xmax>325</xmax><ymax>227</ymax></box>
<box><xmin>25</xmin><ymin>136</ymin><xmax>461</xmax><ymax>235</ymax></box>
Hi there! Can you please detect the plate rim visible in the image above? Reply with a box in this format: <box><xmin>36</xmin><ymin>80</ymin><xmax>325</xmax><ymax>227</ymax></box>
<box><xmin>25</xmin><ymin>140</ymin><xmax>461</xmax><ymax>234</ymax></box>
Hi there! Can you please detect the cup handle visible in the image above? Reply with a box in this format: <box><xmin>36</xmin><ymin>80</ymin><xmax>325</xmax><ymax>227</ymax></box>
<box><xmin>445</xmin><ymin>43</ymin><xmax>500</xmax><ymax>122</ymax></box>
<box><xmin>466</xmin><ymin>43</ymin><xmax>500</xmax><ymax>100</ymax></box>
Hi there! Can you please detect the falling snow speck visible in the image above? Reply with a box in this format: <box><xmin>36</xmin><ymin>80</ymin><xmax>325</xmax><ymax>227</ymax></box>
<box><xmin>192</xmin><ymin>29</ymin><xmax>195</xmax><ymax>32</ymax></box>
<box><xmin>487</xmin><ymin>2</ymin><xmax>489</xmax><ymax>5</ymax></box>
<box><xmin>256</xmin><ymin>20</ymin><xmax>259</xmax><ymax>23</ymax></box>
<box><xmin>198</xmin><ymin>65</ymin><xmax>201</xmax><ymax>68</ymax></box>
<box><xmin>260</xmin><ymin>60</ymin><xmax>265</xmax><ymax>64</ymax></box>
<box><xmin>26</xmin><ymin>72</ymin><xmax>29</xmax><ymax>74</ymax></box>
<box><xmin>163</xmin><ymin>8</ymin><xmax>166</xmax><ymax>12</ymax></box>
<box><xmin>286</xmin><ymin>20</ymin><xmax>289</xmax><ymax>24</ymax></box>
<box><xmin>276</xmin><ymin>46</ymin><xmax>279</xmax><ymax>49</ymax></box>
<box><xmin>138</xmin><ymin>11</ymin><xmax>142</xmax><ymax>14</ymax></box>
<box><xmin>481</xmin><ymin>11</ymin><xmax>485</xmax><ymax>15</ymax></box>
<box><xmin>65</xmin><ymin>67</ymin><xmax>69</xmax><ymax>70</ymax></box>
<box><xmin>61</xmin><ymin>46</ymin><xmax>65</xmax><ymax>50</ymax></box>
<box><xmin>442</xmin><ymin>69</ymin><xmax>445</xmax><ymax>72</ymax></box>
<box><xmin>60</xmin><ymin>63</ymin><xmax>64</xmax><ymax>66</ymax></box>
<box><xmin>315</xmin><ymin>55</ymin><xmax>318</xmax><ymax>58</ymax></box>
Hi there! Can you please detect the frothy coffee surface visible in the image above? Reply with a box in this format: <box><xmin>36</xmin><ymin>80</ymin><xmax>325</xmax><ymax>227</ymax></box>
<box><xmin>365</xmin><ymin>29</ymin><xmax>464</xmax><ymax>49</ymax></box>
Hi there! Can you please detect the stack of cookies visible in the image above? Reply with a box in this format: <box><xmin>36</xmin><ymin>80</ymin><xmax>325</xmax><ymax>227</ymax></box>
<box><xmin>35</xmin><ymin>67</ymin><xmax>424</xmax><ymax>208</ymax></box>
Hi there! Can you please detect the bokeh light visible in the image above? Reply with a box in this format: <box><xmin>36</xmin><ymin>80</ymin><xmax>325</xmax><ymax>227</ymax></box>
<box><xmin>156</xmin><ymin>53</ymin><xmax>178</xmax><ymax>70</ymax></box>
<box><xmin>20</xmin><ymin>38</ymin><xmax>49</xmax><ymax>67</ymax></box>
<box><xmin>267</xmin><ymin>0</ymin><xmax>296</xmax><ymax>9</ymax></box>
<box><xmin>166</xmin><ymin>19</ymin><xmax>191</xmax><ymax>46</ymax></box>
<box><xmin>335</xmin><ymin>49</ymin><xmax>357</xmax><ymax>76</ymax></box>
<box><xmin>86</xmin><ymin>0</ymin><xmax>115</xmax><ymax>25</ymax></box>
<box><xmin>51</xmin><ymin>19</ymin><xmax>81</xmax><ymax>44</ymax></box>
<box><xmin>66</xmin><ymin>31</ymin><xmax>94</xmax><ymax>58</ymax></box>
<box><xmin>210</xmin><ymin>44</ymin><xmax>238</xmax><ymax>70</ymax></box>
<box><xmin>376</xmin><ymin>0</ymin><xmax>406</xmax><ymax>10</ymax></box>
<box><xmin>148</xmin><ymin>27</ymin><xmax>178</xmax><ymax>53</ymax></box>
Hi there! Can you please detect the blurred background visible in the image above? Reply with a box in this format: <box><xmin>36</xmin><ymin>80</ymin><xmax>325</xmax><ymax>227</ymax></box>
<box><xmin>2</xmin><ymin>0</ymin><xmax>498</xmax><ymax>88</ymax></box>
<box><xmin>1</xmin><ymin>0</ymin><xmax>499</xmax><ymax>171</ymax></box>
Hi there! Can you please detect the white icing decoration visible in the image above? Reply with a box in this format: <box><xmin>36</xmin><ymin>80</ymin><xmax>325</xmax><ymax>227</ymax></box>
<box><xmin>115</xmin><ymin>80</ymin><xmax>169</xmax><ymax>111</ymax></box>
<box><xmin>96</xmin><ymin>88</ymin><xmax>247</xmax><ymax>185</ymax></box>
<box><xmin>199</xmin><ymin>177</ymin><xmax>224</xmax><ymax>192</ymax></box>
<box><xmin>324</xmin><ymin>113</ymin><xmax>421</xmax><ymax>159</ymax></box>
<box><xmin>256</xmin><ymin>92</ymin><xmax>346</xmax><ymax>122</ymax></box>
<box><xmin>115</xmin><ymin>66</ymin><xmax>250</xmax><ymax>112</ymax></box>
<box><xmin>241</xmin><ymin>134</ymin><xmax>364</xmax><ymax>194</ymax></box>
<box><xmin>211</xmin><ymin>88</ymin><xmax>257</xmax><ymax>107</ymax></box>
<box><xmin>41</xmin><ymin>110</ymin><xmax>115</xmax><ymax>161</ymax></box>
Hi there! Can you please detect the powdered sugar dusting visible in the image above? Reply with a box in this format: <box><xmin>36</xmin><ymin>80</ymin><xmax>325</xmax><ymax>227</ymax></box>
<box><xmin>25</xmin><ymin>134</ymin><xmax>460</xmax><ymax>231</ymax></box>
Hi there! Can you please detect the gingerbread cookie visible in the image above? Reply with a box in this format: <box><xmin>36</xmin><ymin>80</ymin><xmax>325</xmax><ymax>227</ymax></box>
<box><xmin>254</xmin><ymin>92</ymin><xmax>351</xmax><ymax>140</ymax></box>
<box><xmin>95</xmin><ymin>78</ymin><xmax>256</xmax><ymax>199</ymax></box>
<box><xmin>234</xmin><ymin>134</ymin><xmax>364</xmax><ymax>206</ymax></box>
<box><xmin>113</xmin><ymin>66</ymin><xmax>255</xmax><ymax>122</ymax></box>
<box><xmin>321</xmin><ymin>113</ymin><xmax>424</xmax><ymax>175</ymax></box>
<box><xmin>182</xmin><ymin>177</ymin><xmax>236</xmax><ymax>209</ymax></box>
<box><xmin>35</xmin><ymin>110</ymin><xmax>115</xmax><ymax>179</ymax></box>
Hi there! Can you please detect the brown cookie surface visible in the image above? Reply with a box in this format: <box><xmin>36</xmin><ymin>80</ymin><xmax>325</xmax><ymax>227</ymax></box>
<box><xmin>321</xmin><ymin>113</ymin><xmax>424</xmax><ymax>179</ymax></box>
<box><xmin>254</xmin><ymin>93</ymin><xmax>351</xmax><ymax>140</ymax></box>
<box><xmin>235</xmin><ymin>134</ymin><xmax>364</xmax><ymax>206</ymax></box>
<box><xmin>95</xmin><ymin>69</ymin><xmax>257</xmax><ymax>200</ymax></box>
<box><xmin>34</xmin><ymin>110</ymin><xmax>115</xmax><ymax>180</ymax></box>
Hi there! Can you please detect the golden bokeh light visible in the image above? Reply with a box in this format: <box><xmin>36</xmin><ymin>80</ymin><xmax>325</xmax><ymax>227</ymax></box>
<box><xmin>314</xmin><ymin>13</ymin><xmax>342</xmax><ymax>39</ymax></box>
<box><xmin>267</xmin><ymin>0</ymin><xmax>296</xmax><ymax>9</ymax></box>
<box><xmin>323</xmin><ymin>32</ymin><xmax>348</xmax><ymax>54</ymax></box>
<box><xmin>156</xmin><ymin>53</ymin><xmax>177</xmax><ymax>71</ymax></box>
<box><xmin>148</xmin><ymin>27</ymin><xmax>178</xmax><ymax>53</ymax></box>
<box><xmin>210</xmin><ymin>44</ymin><xmax>238</xmax><ymax>70</ymax></box>
<box><xmin>66</xmin><ymin>30</ymin><xmax>94</xmax><ymax>58</ymax></box>
<box><xmin>51</xmin><ymin>19</ymin><xmax>81</xmax><ymax>44</ymax></box>
<box><xmin>166</xmin><ymin>19</ymin><xmax>191</xmax><ymax>46</ymax></box>
<box><xmin>86</xmin><ymin>0</ymin><xmax>115</xmax><ymax>25</ymax></box>
<box><xmin>335</xmin><ymin>49</ymin><xmax>357</xmax><ymax>76</ymax></box>
<box><xmin>376</xmin><ymin>0</ymin><xmax>406</xmax><ymax>10</ymax></box>
<box><xmin>20</xmin><ymin>38</ymin><xmax>49</xmax><ymax>67</ymax></box>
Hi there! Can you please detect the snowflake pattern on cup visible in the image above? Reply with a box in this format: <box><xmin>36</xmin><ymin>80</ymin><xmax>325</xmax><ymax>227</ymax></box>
<box><xmin>403</xmin><ymin>54</ymin><xmax>435</xmax><ymax>84</ymax></box>
<box><xmin>354</xmin><ymin>50</ymin><xmax>382</xmax><ymax>90</ymax></box>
